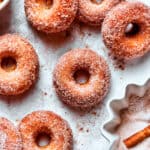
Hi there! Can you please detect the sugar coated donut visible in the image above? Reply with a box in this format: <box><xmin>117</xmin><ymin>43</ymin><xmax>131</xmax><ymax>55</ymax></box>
<box><xmin>0</xmin><ymin>34</ymin><xmax>39</xmax><ymax>95</ymax></box>
<box><xmin>19</xmin><ymin>111</ymin><xmax>72</xmax><ymax>150</ymax></box>
<box><xmin>25</xmin><ymin>0</ymin><xmax>78</xmax><ymax>33</ymax></box>
<box><xmin>78</xmin><ymin>0</ymin><xmax>122</xmax><ymax>26</ymax></box>
<box><xmin>0</xmin><ymin>117</ymin><xmax>22</xmax><ymax>150</ymax></box>
<box><xmin>102</xmin><ymin>2</ymin><xmax>150</xmax><ymax>60</ymax></box>
<box><xmin>53</xmin><ymin>49</ymin><xmax>110</xmax><ymax>110</ymax></box>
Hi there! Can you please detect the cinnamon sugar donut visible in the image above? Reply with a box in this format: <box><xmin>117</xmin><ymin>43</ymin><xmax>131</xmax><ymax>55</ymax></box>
<box><xmin>19</xmin><ymin>111</ymin><xmax>73</xmax><ymax>150</ymax></box>
<box><xmin>25</xmin><ymin>0</ymin><xmax>78</xmax><ymax>33</ymax></box>
<box><xmin>0</xmin><ymin>117</ymin><xmax>22</xmax><ymax>150</ymax></box>
<box><xmin>78</xmin><ymin>0</ymin><xmax>121</xmax><ymax>26</ymax></box>
<box><xmin>0</xmin><ymin>34</ymin><xmax>39</xmax><ymax>95</ymax></box>
<box><xmin>53</xmin><ymin>49</ymin><xmax>110</xmax><ymax>110</ymax></box>
<box><xmin>102</xmin><ymin>2</ymin><xmax>150</xmax><ymax>60</ymax></box>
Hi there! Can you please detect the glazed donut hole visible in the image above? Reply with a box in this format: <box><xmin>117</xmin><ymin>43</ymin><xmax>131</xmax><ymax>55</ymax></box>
<box><xmin>35</xmin><ymin>132</ymin><xmax>51</xmax><ymax>147</ymax></box>
<box><xmin>34</xmin><ymin>127</ymin><xmax>51</xmax><ymax>147</ymax></box>
<box><xmin>73</xmin><ymin>68</ymin><xmax>90</xmax><ymax>85</ymax></box>
<box><xmin>125</xmin><ymin>22</ymin><xmax>141</xmax><ymax>37</ymax></box>
<box><xmin>1</xmin><ymin>56</ymin><xmax>17</xmax><ymax>72</ymax></box>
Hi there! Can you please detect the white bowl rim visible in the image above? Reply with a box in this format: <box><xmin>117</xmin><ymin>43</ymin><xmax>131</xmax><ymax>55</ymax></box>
<box><xmin>101</xmin><ymin>78</ymin><xmax>150</xmax><ymax>150</ymax></box>
<box><xmin>0</xmin><ymin>0</ymin><xmax>9</xmax><ymax>11</ymax></box>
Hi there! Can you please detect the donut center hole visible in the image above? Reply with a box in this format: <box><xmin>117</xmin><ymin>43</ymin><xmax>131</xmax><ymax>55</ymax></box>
<box><xmin>125</xmin><ymin>23</ymin><xmax>140</xmax><ymax>37</ymax></box>
<box><xmin>1</xmin><ymin>57</ymin><xmax>17</xmax><ymax>72</ymax></box>
<box><xmin>41</xmin><ymin>0</ymin><xmax>53</xmax><ymax>9</ymax></box>
<box><xmin>36</xmin><ymin>132</ymin><xmax>51</xmax><ymax>147</ymax></box>
<box><xmin>73</xmin><ymin>69</ymin><xmax>90</xmax><ymax>84</ymax></box>
<box><xmin>91</xmin><ymin>0</ymin><xmax>102</xmax><ymax>4</ymax></box>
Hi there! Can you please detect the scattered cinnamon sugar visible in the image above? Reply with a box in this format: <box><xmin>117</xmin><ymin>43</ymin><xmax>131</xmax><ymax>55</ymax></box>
<box><xmin>44</xmin><ymin>92</ymin><xmax>47</xmax><ymax>96</ymax></box>
<box><xmin>91</xmin><ymin>111</ymin><xmax>97</xmax><ymax>116</ymax></box>
<box><xmin>88</xmin><ymin>33</ymin><xmax>91</xmax><ymax>36</ymax></box>
<box><xmin>85</xmin><ymin>44</ymin><xmax>89</xmax><ymax>49</ymax></box>
<box><xmin>79</xmin><ymin>128</ymin><xmax>83</xmax><ymax>132</ymax></box>
<box><xmin>15</xmin><ymin>119</ymin><xmax>19</xmax><ymax>122</ymax></box>
<box><xmin>108</xmin><ymin>51</ymin><xmax>125</xmax><ymax>70</ymax></box>
<box><xmin>78</xmin><ymin>22</ymin><xmax>85</xmax><ymax>37</ymax></box>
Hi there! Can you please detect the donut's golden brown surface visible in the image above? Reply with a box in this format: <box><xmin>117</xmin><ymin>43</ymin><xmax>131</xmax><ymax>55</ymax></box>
<box><xmin>53</xmin><ymin>49</ymin><xmax>110</xmax><ymax>110</ymax></box>
<box><xmin>25</xmin><ymin>0</ymin><xmax>78</xmax><ymax>33</ymax></box>
<box><xmin>0</xmin><ymin>117</ymin><xmax>22</xmax><ymax>150</ymax></box>
<box><xmin>0</xmin><ymin>34</ymin><xmax>39</xmax><ymax>95</ymax></box>
<box><xmin>78</xmin><ymin>0</ymin><xmax>122</xmax><ymax>26</ymax></box>
<box><xmin>102</xmin><ymin>2</ymin><xmax>150</xmax><ymax>60</ymax></box>
<box><xmin>19</xmin><ymin>111</ymin><xmax>73</xmax><ymax>150</ymax></box>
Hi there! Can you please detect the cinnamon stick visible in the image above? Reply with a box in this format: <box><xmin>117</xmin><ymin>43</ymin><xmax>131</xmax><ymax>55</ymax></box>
<box><xmin>123</xmin><ymin>125</ymin><xmax>150</xmax><ymax>148</ymax></box>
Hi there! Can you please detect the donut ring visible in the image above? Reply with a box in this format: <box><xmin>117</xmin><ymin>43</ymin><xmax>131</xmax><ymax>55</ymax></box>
<box><xmin>0</xmin><ymin>117</ymin><xmax>22</xmax><ymax>150</ymax></box>
<box><xmin>19</xmin><ymin>111</ymin><xmax>73</xmax><ymax>150</ymax></box>
<box><xmin>25</xmin><ymin>0</ymin><xmax>78</xmax><ymax>33</ymax></box>
<box><xmin>78</xmin><ymin>0</ymin><xmax>122</xmax><ymax>26</ymax></box>
<box><xmin>53</xmin><ymin>49</ymin><xmax>110</xmax><ymax>110</ymax></box>
<box><xmin>102</xmin><ymin>2</ymin><xmax>150</xmax><ymax>60</ymax></box>
<box><xmin>0</xmin><ymin>34</ymin><xmax>39</xmax><ymax>95</ymax></box>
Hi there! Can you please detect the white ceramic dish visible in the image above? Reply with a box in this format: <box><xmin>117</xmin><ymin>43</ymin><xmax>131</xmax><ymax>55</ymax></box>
<box><xmin>102</xmin><ymin>79</ymin><xmax>150</xmax><ymax>150</ymax></box>
<box><xmin>0</xmin><ymin>0</ymin><xmax>9</xmax><ymax>11</ymax></box>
